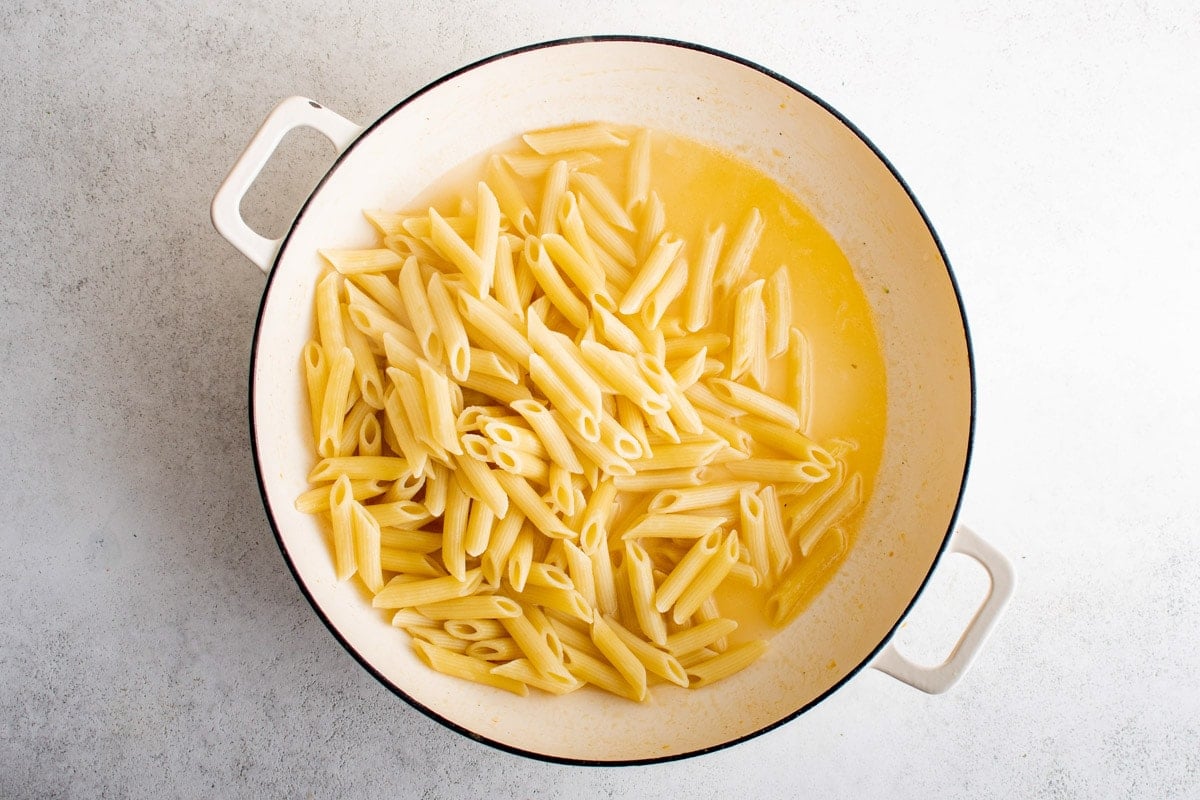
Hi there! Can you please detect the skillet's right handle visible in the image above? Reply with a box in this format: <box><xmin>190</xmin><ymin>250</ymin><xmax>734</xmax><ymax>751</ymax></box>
<box><xmin>872</xmin><ymin>525</ymin><xmax>1015</xmax><ymax>693</ymax></box>
<box><xmin>211</xmin><ymin>96</ymin><xmax>362</xmax><ymax>273</ymax></box>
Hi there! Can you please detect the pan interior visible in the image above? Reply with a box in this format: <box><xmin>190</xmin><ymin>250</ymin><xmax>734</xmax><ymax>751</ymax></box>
<box><xmin>251</xmin><ymin>39</ymin><xmax>970</xmax><ymax>762</ymax></box>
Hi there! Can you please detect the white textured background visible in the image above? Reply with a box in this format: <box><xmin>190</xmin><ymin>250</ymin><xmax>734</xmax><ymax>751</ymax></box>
<box><xmin>2</xmin><ymin>1</ymin><xmax>1198</xmax><ymax>798</ymax></box>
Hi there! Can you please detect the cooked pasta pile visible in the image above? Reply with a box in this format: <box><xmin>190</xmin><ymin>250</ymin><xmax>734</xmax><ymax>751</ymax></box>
<box><xmin>297</xmin><ymin>123</ymin><xmax>867</xmax><ymax>701</ymax></box>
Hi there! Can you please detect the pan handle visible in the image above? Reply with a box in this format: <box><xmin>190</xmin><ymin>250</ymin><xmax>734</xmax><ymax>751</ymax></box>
<box><xmin>872</xmin><ymin>525</ymin><xmax>1015</xmax><ymax>694</ymax></box>
<box><xmin>211</xmin><ymin>96</ymin><xmax>362</xmax><ymax>273</ymax></box>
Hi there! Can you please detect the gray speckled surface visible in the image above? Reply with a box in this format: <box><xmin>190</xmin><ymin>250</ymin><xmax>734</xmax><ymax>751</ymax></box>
<box><xmin>3</xmin><ymin>1</ymin><xmax>1199</xmax><ymax>798</ymax></box>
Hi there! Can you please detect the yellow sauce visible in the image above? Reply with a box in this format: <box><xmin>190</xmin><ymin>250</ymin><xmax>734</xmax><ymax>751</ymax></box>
<box><xmin>403</xmin><ymin>125</ymin><xmax>886</xmax><ymax>641</ymax></box>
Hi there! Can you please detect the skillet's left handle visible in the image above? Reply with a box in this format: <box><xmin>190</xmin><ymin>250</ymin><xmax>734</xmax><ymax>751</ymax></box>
<box><xmin>211</xmin><ymin>96</ymin><xmax>362</xmax><ymax>273</ymax></box>
<box><xmin>872</xmin><ymin>525</ymin><xmax>1015</xmax><ymax>693</ymax></box>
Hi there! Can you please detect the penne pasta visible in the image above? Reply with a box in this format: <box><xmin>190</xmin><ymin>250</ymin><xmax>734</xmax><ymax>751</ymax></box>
<box><xmin>766</xmin><ymin>525</ymin><xmax>847</xmax><ymax>626</ymax></box>
<box><xmin>787</xmin><ymin>326</ymin><xmax>815</xmax><ymax>433</ymax></box>
<box><xmin>637</xmin><ymin>355</ymin><xmax>705</xmax><ymax>436</ymax></box>
<box><xmin>664</xmin><ymin>331</ymin><xmax>730</xmax><ymax>361</ymax></box>
<box><xmin>455</xmin><ymin>290</ymin><xmax>534</xmax><ymax>368</ymax></box>
<box><xmin>730</xmin><ymin>278</ymin><xmax>767</xmax><ymax>389</ymax></box>
<box><xmin>603</xmin><ymin>615</ymin><xmax>689</xmax><ymax>687</ymax></box>
<box><xmin>506</xmin><ymin>525</ymin><xmax>535</xmax><ymax>591</ymax></box>
<box><xmin>591</xmin><ymin>615</ymin><xmax>647</xmax><ymax>699</ymax></box>
<box><xmin>302</xmin><ymin>341</ymin><xmax>328</xmax><ymax>445</ymax></box>
<box><xmin>529</xmin><ymin>354</ymin><xmax>600</xmax><ymax>444</ymax></box>
<box><xmin>429</xmin><ymin>207</ymin><xmax>487</xmax><ymax>295</ymax></box>
<box><xmin>468</xmin><ymin>348</ymin><xmax>520</xmax><ymax>384</ymax></box>
<box><xmin>557</xmin><ymin>193</ymin><xmax>602</xmax><ymax>273</ymax></box>
<box><xmin>426</xmin><ymin>272</ymin><xmax>471</xmax><ymax>381</ymax></box>
<box><xmin>524</xmin><ymin>123</ymin><xmax>629</xmax><ymax>155</ymax></box>
<box><xmin>672</xmin><ymin>532</ymin><xmax>734</xmax><ymax>623</ymax></box>
<box><xmin>624</xmin><ymin>541</ymin><xmax>668</xmax><ymax>646</ymax></box>
<box><xmin>715</xmin><ymin>207</ymin><xmax>765</xmax><ymax>292</ymax></box>
<box><xmin>625</xmin><ymin>127</ymin><xmax>652</xmax><ymax>212</ymax></box>
<box><xmin>562</xmin><ymin>645</ymin><xmax>645</xmax><ymax>702</ymax></box>
<box><xmin>527</xmin><ymin>313</ymin><xmax>602</xmax><ymax>416</ymax></box>
<box><xmin>416</xmin><ymin>595</ymin><xmax>522</xmax><ymax>620</ymax></box>
<box><xmin>451</xmin><ymin>449</ymin><xmax>510</xmax><ymax>519</ymax></box>
<box><xmin>590</xmin><ymin>533</ymin><xmax>619</xmax><ymax>619</ymax></box>
<box><xmin>621</xmin><ymin>513</ymin><xmax>727</xmax><ymax>540</ymax></box>
<box><xmin>365</xmin><ymin>500</ymin><xmax>432</xmax><ymax>529</ymax></box>
<box><xmin>480</xmin><ymin>510</ymin><xmax>525</xmax><ymax>586</ymax></box>
<box><xmin>684</xmin><ymin>223</ymin><xmax>726</xmax><ymax>331</ymax></box>
<box><xmin>654</xmin><ymin>530</ymin><xmax>721</xmax><ymax>615</ymax></box>
<box><xmin>619</xmin><ymin>232</ymin><xmax>684</xmax><ymax>315</ymax></box>
<box><xmin>422</xmin><ymin>461</ymin><xmax>449</xmax><ymax>517</ymax></box>
<box><xmin>380</xmin><ymin>527</ymin><xmax>442</xmax><ymax>554</ymax></box>
<box><xmin>340</xmin><ymin>307</ymin><xmax>384</xmax><ymax>409</ymax></box>
<box><xmin>444</xmin><ymin>618</ymin><xmax>507</xmax><ymax>641</ymax></box>
<box><xmin>314</xmin><ymin>271</ymin><xmax>346</xmax><ymax>354</ymax></box>
<box><xmin>441</xmin><ymin>473</ymin><xmax>470</xmax><ymax>581</ymax></box>
<box><xmin>489</xmin><ymin>658</ymin><xmax>583</xmax><ymax>695</ymax></box>
<box><xmin>319</xmin><ymin>247</ymin><xmax>403</xmax><ymax>275</ymax></box>
<box><xmin>411</xmin><ymin>639</ymin><xmax>527</xmax><ymax>696</ymax></box>
<box><xmin>794</xmin><ymin>472</ymin><xmax>863</xmax><ymax>556</ymax></box>
<box><xmin>362</xmin><ymin>208</ymin><xmax>408</xmax><ymax>237</ymax></box>
<box><xmin>485</xmin><ymin>155</ymin><xmax>535</xmax><ymax>236</ymax></box>
<box><xmin>407</xmin><ymin>625</ymin><xmax>470</xmax><ymax>653</ymax></box>
<box><xmin>635</xmin><ymin>191</ymin><xmax>665</xmax><ymax>264</ymax></box>
<box><xmin>349</xmin><ymin>272</ymin><xmax>410</xmax><ymax>327</ymax></box>
<box><xmin>642</xmin><ymin>254</ymin><xmax>688</xmax><ymax>329</ymax></box>
<box><xmin>463</xmin><ymin>495</ymin><xmax>495</xmax><ymax>558</ymax></box>
<box><xmin>381</xmin><ymin>385</ymin><xmax>429</xmax><ymax>476</ymax></box>
<box><xmin>416</xmin><ymin>358</ymin><xmax>462</xmax><ymax>456</ymax></box>
<box><xmin>373</xmin><ymin>569</ymin><xmax>482</xmax><ymax>609</ymax></box>
<box><xmin>473</xmin><ymin>182</ymin><xmax>501</xmax><ymax>295</ymax></box>
<box><xmin>764</xmin><ymin>265</ymin><xmax>792</xmax><ymax>358</ymax></box>
<box><xmin>563</xmin><ymin>539</ymin><xmax>597</xmax><ymax>608</ymax></box>
<box><xmin>537</xmin><ymin>159</ymin><xmax>570</xmax><ymax>237</ymax></box>
<box><xmin>669</xmin><ymin>347</ymin><xmax>709</xmax><ymax>392</ymax></box>
<box><xmin>685</xmin><ymin>640</ymin><xmax>768</xmax><ymax>688</ymax></box>
<box><xmin>541</xmin><ymin>231</ymin><xmax>609</xmax><ymax>305</ymax></box>
<box><xmin>759</xmin><ymin>484</ymin><xmax>792</xmax><ymax>578</ymax></box>
<box><xmin>569</xmin><ymin>171</ymin><xmax>635</xmax><ymax>232</ymax></box>
<box><xmin>499</xmin><ymin>611</ymin><xmax>573</xmax><ymax>682</ymax></box>
<box><xmin>628</xmin><ymin>441</ymin><xmax>723</xmax><ymax>472</ymax></box>
<box><xmin>612</xmin><ymin>467</ymin><xmax>705</xmax><ymax>493</ymax></box>
<box><xmin>357</xmin><ymin>413</ymin><xmax>382</xmax><ymax>456</ymax></box>
<box><xmin>740</xmin><ymin>488</ymin><xmax>769</xmax><ymax>577</ymax></box>
<box><xmin>523</xmin><ymin>237</ymin><xmax>590</xmax><ymax>331</ymax></box>
<box><xmin>379</xmin><ymin>549</ymin><xmax>444</xmax><ymax>576</ymax></box>
<box><xmin>737</xmin><ymin>415</ymin><xmax>835</xmax><ymax>468</ymax></box>
<box><xmin>308</xmin><ymin>456</ymin><xmax>410</xmax><ymax>483</ymax></box>
<box><xmin>492</xmin><ymin>469</ymin><xmax>574</xmax><ymax>540</ymax></box>
<box><xmin>398</xmin><ymin>256</ymin><xmax>443</xmax><ymax>364</ymax></box>
<box><xmin>577</xmin><ymin>193</ymin><xmax>637</xmax><ymax>268</ymax></box>
<box><xmin>482</xmin><ymin>419</ymin><xmax>547</xmax><ymax>459</ymax></box>
<box><xmin>491</xmin><ymin>444</ymin><xmax>549</xmax><ymax>485</ymax></box>
<box><xmin>726</xmin><ymin>458</ymin><xmax>829</xmax><ymax>484</ymax></box>
<box><xmin>491</xmin><ymin>237</ymin><xmax>522</xmax><ymax>316</ymax></box>
<box><xmin>503</xmin><ymin>150</ymin><xmax>602</xmax><ymax>179</ymax></box>
<box><xmin>317</xmin><ymin>346</ymin><xmax>355</xmax><ymax>458</ymax></box>
<box><xmin>466</xmin><ymin>638</ymin><xmax>524</xmax><ymax>662</ymax></box>
<box><xmin>708</xmin><ymin>378</ymin><xmax>801</xmax><ymax>429</ymax></box>
<box><xmin>509</xmin><ymin>398</ymin><xmax>585</xmax><ymax>474</ymax></box>
<box><xmin>328</xmin><ymin>476</ymin><xmax>357</xmax><ymax>581</ymax></box>
<box><xmin>665</xmin><ymin>617</ymin><xmax>739</xmax><ymax>656</ymax></box>
<box><xmin>648</xmin><ymin>481</ymin><xmax>755</xmax><ymax>514</ymax></box>
<box><xmin>300</xmin><ymin>123</ymin><xmax>888</xmax><ymax>702</ymax></box>
<box><xmin>295</xmin><ymin>478</ymin><xmax>386</xmax><ymax>514</ymax></box>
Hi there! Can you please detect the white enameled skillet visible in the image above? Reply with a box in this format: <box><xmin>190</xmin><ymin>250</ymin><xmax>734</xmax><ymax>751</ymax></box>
<box><xmin>212</xmin><ymin>36</ymin><xmax>1014</xmax><ymax>764</ymax></box>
